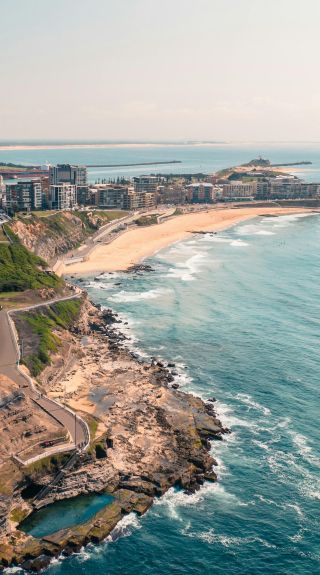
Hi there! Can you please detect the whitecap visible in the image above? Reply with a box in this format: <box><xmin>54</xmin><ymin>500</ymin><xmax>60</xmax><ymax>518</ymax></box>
<box><xmin>204</xmin><ymin>236</ymin><xmax>232</xmax><ymax>243</ymax></box>
<box><xmin>181</xmin><ymin>526</ymin><xmax>276</xmax><ymax>549</ymax></box>
<box><xmin>252</xmin><ymin>439</ymin><xmax>270</xmax><ymax>451</ymax></box>
<box><xmin>230</xmin><ymin>239</ymin><xmax>249</xmax><ymax>247</ymax></box>
<box><xmin>107</xmin><ymin>512</ymin><xmax>141</xmax><ymax>542</ymax></box>
<box><xmin>166</xmin><ymin>252</ymin><xmax>206</xmax><ymax>282</ymax></box>
<box><xmin>154</xmin><ymin>482</ymin><xmax>245</xmax><ymax>522</ymax></box>
<box><xmin>214</xmin><ymin>401</ymin><xmax>256</xmax><ymax>430</ymax></box>
<box><xmin>234</xmin><ymin>393</ymin><xmax>271</xmax><ymax>416</ymax></box>
<box><xmin>109</xmin><ymin>287</ymin><xmax>172</xmax><ymax>303</ymax></box>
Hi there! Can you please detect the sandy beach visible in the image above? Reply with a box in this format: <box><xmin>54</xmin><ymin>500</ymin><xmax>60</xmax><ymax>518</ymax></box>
<box><xmin>60</xmin><ymin>206</ymin><xmax>312</xmax><ymax>276</ymax></box>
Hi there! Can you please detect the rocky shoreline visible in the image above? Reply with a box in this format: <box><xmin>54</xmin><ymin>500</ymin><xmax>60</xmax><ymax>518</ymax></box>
<box><xmin>0</xmin><ymin>297</ymin><xmax>228</xmax><ymax>572</ymax></box>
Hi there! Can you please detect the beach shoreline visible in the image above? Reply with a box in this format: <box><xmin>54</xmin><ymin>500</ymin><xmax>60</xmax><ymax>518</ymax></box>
<box><xmin>60</xmin><ymin>206</ymin><xmax>315</xmax><ymax>276</ymax></box>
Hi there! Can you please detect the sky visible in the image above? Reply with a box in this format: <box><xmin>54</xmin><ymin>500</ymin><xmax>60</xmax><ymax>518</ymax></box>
<box><xmin>1</xmin><ymin>0</ymin><xmax>320</xmax><ymax>142</ymax></box>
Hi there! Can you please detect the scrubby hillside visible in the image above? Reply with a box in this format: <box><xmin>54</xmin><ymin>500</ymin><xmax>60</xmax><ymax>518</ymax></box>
<box><xmin>10</xmin><ymin>210</ymin><xmax>126</xmax><ymax>262</ymax></box>
<box><xmin>0</xmin><ymin>228</ymin><xmax>62</xmax><ymax>293</ymax></box>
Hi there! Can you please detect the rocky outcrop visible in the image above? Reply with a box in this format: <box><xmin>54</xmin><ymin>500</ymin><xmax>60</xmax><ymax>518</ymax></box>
<box><xmin>0</xmin><ymin>297</ymin><xmax>228</xmax><ymax>570</ymax></box>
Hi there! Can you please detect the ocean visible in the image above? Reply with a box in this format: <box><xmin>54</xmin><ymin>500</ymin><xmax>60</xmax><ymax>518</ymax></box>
<box><xmin>4</xmin><ymin>146</ymin><xmax>320</xmax><ymax>574</ymax></box>
<box><xmin>2</xmin><ymin>142</ymin><xmax>320</xmax><ymax>182</ymax></box>
<box><xmin>33</xmin><ymin>211</ymin><xmax>319</xmax><ymax>575</ymax></box>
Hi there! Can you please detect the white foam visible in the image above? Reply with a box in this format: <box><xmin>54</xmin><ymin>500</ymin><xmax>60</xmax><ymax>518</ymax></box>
<box><xmin>166</xmin><ymin>252</ymin><xmax>206</xmax><ymax>282</ymax></box>
<box><xmin>107</xmin><ymin>512</ymin><xmax>141</xmax><ymax>542</ymax></box>
<box><xmin>181</xmin><ymin>526</ymin><xmax>276</xmax><ymax>548</ymax></box>
<box><xmin>109</xmin><ymin>287</ymin><xmax>172</xmax><ymax>303</ymax></box>
<box><xmin>230</xmin><ymin>239</ymin><xmax>249</xmax><ymax>247</ymax></box>
<box><xmin>287</xmin><ymin>431</ymin><xmax>320</xmax><ymax>470</ymax></box>
<box><xmin>236</xmin><ymin>223</ymin><xmax>275</xmax><ymax>237</ymax></box>
<box><xmin>252</xmin><ymin>439</ymin><xmax>270</xmax><ymax>451</ymax></box>
<box><xmin>215</xmin><ymin>400</ymin><xmax>256</xmax><ymax>430</ymax></box>
<box><xmin>234</xmin><ymin>393</ymin><xmax>271</xmax><ymax>416</ymax></box>
<box><xmin>154</xmin><ymin>481</ymin><xmax>245</xmax><ymax>522</ymax></box>
<box><xmin>200</xmin><ymin>235</ymin><xmax>232</xmax><ymax>243</ymax></box>
<box><xmin>84</xmin><ymin>281</ymin><xmax>114</xmax><ymax>290</ymax></box>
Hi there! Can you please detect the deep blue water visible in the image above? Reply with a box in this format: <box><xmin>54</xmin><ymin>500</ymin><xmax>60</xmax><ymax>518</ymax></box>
<box><xmin>31</xmin><ymin>212</ymin><xmax>320</xmax><ymax>575</ymax></box>
<box><xmin>1</xmin><ymin>143</ymin><xmax>320</xmax><ymax>181</ymax></box>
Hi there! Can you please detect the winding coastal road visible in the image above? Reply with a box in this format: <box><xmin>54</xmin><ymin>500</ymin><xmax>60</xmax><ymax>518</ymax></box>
<box><xmin>0</xmin><ymin>296</ymin><xmax>89</xmax><ymax>463</ymax></box>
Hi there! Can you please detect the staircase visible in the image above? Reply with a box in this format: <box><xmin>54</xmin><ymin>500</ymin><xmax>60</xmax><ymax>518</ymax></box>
<box><xmin>32</xmin><ymin>450</ymin><xmax>79</xmax><ymax>508</ymax></box>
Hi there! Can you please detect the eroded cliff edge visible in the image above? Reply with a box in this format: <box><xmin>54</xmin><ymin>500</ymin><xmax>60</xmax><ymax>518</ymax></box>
<box><xmin>0</xmin><ymin>296</ymin><xmax>228</xmax><ymax>571</ymax></box>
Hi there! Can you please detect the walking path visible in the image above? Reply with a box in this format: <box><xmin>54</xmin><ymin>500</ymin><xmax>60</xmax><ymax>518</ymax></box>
<box><xmin>0</xmin><ymin>295</ymin><xmax>90</xmax><ymax>465</ymax></box>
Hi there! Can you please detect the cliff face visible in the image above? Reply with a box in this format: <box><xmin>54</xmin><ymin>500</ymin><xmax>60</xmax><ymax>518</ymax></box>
<box><xmin>10</xmin><ymin>212</ymin><xmax>96</xmax><ymax>262</ymax></box>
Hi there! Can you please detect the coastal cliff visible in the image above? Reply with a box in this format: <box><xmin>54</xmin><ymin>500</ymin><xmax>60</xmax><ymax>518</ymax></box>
<box><xmin>9</xmin><ymin>210</ymin><xmax>124</xmax><ymax>263</ymax></box>
<box><xmin>0</xmin><ymin>294</ymin><xmax>227</xmax><ymax>571</ymax></box>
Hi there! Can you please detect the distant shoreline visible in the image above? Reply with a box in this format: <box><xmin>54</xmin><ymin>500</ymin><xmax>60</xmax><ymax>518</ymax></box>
<box><xmin>1</xmin><ymin>141</ymin><xmax>320</xmax><ymax>152</ymax></box>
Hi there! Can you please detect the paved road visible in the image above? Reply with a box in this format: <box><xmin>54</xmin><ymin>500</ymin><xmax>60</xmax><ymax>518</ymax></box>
<box><xmin>0</xmin><ymin>299</ymin><xmax>89</xmax><ymax>456</ymax></box>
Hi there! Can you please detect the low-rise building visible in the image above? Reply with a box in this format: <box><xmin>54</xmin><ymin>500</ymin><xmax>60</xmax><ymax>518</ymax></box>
<box><xmin>157</xmin><ymin>185</ymin><xmax>187</xmax><ymax>204</ymax></box>
<box><xmin>94</xmin><ymin>186</ymin><xmax>127</xmax><ymax>209</ymax></box>
<box><xmin>256</xmin><ymin>178</ymin><xmax>320</xmax><ymax>199</ymax></box>
<box><xmin>123</xmin><ymin>190</ymin><xmax>156</xmax><ymax>210</ymax></box>
<box><xmin>221</xmin><ymin>181</ymin><xmax>257</xmax><ymax>199</ymax></box>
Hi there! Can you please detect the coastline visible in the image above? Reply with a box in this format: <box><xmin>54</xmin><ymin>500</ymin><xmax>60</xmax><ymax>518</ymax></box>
<box><xmin>60</xmin><ymin>206</ymin><xmax>314</xmax><ymax>276</ymax></box>
<box><xmin>0</xmin><ymin>300</ymin><xmax>227</xmax><ymax>571</ymax></box>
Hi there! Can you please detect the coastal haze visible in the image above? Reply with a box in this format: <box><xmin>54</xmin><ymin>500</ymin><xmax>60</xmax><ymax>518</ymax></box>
<box><xmin>1</xmin><ymin>0</ymin><xmax>320</xmax><ymax>574</ymax></box>
<box><xmin>2</xmin><ymin>0</ymin><xmax>320</xmax><ymax>141</ymax></box>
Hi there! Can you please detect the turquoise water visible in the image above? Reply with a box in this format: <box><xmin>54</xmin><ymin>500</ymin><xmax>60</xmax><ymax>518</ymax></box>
<box><xmin>1</xmin><ymin>143</ymin><xmax>320</xmax><ymax>181</ymax></box>
<box><xmin>19</xmin><ymin>494</ymin><xmax>114</xmax><ymax>539</ymax></box>
<box><xmin>36</xmin><ymin>212</ymin><xmax>320</xmax><ymax>575</ymax></box>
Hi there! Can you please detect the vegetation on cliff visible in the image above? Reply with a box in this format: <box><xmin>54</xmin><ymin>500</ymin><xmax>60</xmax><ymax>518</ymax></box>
<box><xmin>10</xmin><ymin>210</ymin><xmax>127</xmax><ymax>261</ymax></box>
<box><xmin>14</xmin><ymin>299</ymin><xmax>82</xmax><ymax>376</ymax></box>
<box><xmin>0</xmin><ymin>228</ymin><xmax>62</xmax><ymax>292</ymax></box>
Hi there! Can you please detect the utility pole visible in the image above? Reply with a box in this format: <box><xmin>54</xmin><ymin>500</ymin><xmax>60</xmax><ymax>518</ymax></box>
<box><xmin>74</xmin><ymin>412</ymin><xmax>77</xmax><ymax>448</ymax></box>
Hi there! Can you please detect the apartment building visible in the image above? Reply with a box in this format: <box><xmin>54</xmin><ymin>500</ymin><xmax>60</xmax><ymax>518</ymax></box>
<box><xmin>49</xmin><ymin>164</ymin><xmax>87</xmax><ymax>186</ymax></box>
<box><xmin>94</xmin><ymin>186</ymin><xmax>127</xmax><ymax>209</ymax></box>
<box><xmin>157</xmin><ymin>185</ymin><xmax>187</xmax><ymax>204</ymax></box>
<box><xmin>186</xmin><ymin>182</ymin><xmax>215</xmax><ymax>203</ymax></box>
<box><xmin>122</xmin><ymin>190</ymin><xmax>156</xmax><ymax>210</ymax></box>
<box><xmin>133</xmin><ymin>176</ymin><xmax>160</xmax><ymax>194</ymax></box>
<box><xmin>221</xmin><ymin>181</ymin><xmax>257</xmax><ymax>199</ymax></box>
<box><xmin>256</xmin><ymin>178</ymin><xmax>320</xmax><ymax>199</ymax></box>
<box><xmin>5</xmin><ymin>180</ymin><xmax>42</xmax><ymax>213</ymax></box>
<box><xmin>49</xmin><ymin>184</ymin><xmax>77</xmax><ymax>210</ymax></box>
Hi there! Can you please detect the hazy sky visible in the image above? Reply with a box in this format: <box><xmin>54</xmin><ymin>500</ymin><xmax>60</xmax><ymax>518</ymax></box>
<box><xmin>1</xmin><ymin>0</ymin><xmax>320</xmax><ymax>141</ymax></box>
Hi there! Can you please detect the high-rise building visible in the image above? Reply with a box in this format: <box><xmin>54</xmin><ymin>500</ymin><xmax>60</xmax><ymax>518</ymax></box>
<box><xmin>49</xmin><ymin>164</ymin><xmax>88</xmax><ymax>208</ymax></box>
<box><xmin>0</xmin><ymin>176</ymin><xmax>5</xmax><ymax>208</ymax></box>
<box><xmin>5</xmin><ymin>180</ymin><xmax>42</xmax><ymax>213</ymax></box>
<box><xmin>133</xmin><ymin>176</ymin><xmax>159</xmax><ymax>194</ymax></box>
<box><xmin>49</xmin><ymin>184</ymin><xmax>77</xmax><ymax>210</ymax></box>
<box><xmin>49</xmin><ymin>164</ymin><xmax>87</xmax><ymax>186</ymax></box>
